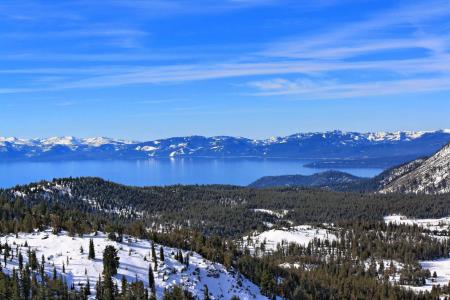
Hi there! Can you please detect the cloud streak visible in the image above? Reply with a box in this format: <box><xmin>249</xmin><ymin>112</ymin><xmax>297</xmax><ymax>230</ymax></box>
<box><xmin>0</xmin><ymin>0</ymin><xmax>450</xmax><ymax>101</ymax></box>
<box><xmin>246</xmin><ymin>76</ymin><xmax>450</xmax><ymax>99</ymax></box>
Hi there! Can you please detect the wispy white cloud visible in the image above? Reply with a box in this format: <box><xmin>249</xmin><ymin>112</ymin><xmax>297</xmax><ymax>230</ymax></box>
<box><xmin>1</xmin><ymin>0</ymin><xmax>450</xmax><ymax>100</ymax></box>
<box><xmin>246</xmin><ymin>76</ymin><xmax>450</xmax><ymax>99</ymax></box>
<box><xmin>3</xmin><ymin>28</ymin><xmax>148</xmax><ymax>39</ymax></box>
<box><xmin>0</xmin><ymin>0</ymin><xmax>288</xmax><ymax>23</ymax></box>
<box><xmin>243</xmin><ymin>0</ymin><xmax>450</xmax><ymax>98</ymax></box>
<box><xmin>1</xmin><ymin>52</ymin><xmax>450</xmax><ymax>94</ymax></box>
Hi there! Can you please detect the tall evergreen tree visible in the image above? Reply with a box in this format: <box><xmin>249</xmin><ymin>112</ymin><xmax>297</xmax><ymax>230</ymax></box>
<box><xmin>29</xmin><ymin>250</ymin><xmax>38</xmax><ymax>270</ymax></box>
<box><xmin>151</xmin><ymin>242</ymin><xmax>156</xmax><ymax>262</ymax></box>
<box><xmin>3</xmin><ymin>243</ymin><xmax>9</xmax><ymax>267</ymax></box>
<box><xmin>148</xmin><ymin>263</ymin><xmax>155</xmax><ymax>294</ymax></box>
<box><xmin>18</xmin><ymin>252</ymin><xmax>23</xmax><ymax>271</ymax></box>
<box><xmin>103</xmin><ymin>245</ymin><xmax>120</xmax><ymax>277</ymax></box>
<box><xmin>159</xmin><ymin>246</ymin><xmax>165</xmax><ymax>262</ymax></box>
<box><xmin>121</xmin><ymin>275</ymin><xmax>127</xmax><ymax>296</ymax></box>
<box><xmin>88</xmin><ymin>238</ymin><xmax>95</xmax><ymax>260</ymax></box>
<box><xmin>85</xmin><ymin>277</ymin><xmax>91</xmax><ymax>296</ymax></box>
<box><xmin>204</xmin><ymin>285</ymin><xmax>211</xmax><ymax>300</ymax></box>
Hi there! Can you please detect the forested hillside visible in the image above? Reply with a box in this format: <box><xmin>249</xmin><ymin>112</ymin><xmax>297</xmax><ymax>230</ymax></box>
<box><xmin>4</xmin><ymin>177</ymin><xmax>450</xmax><ymax>237</ymax></box>
<box><xmin>249</xmin><ymin>154</ymin><xmax>432</xmax><ymax>192</ymax></box>
<box><xmin>2</xmin><ymin>178</ymin><xmax>450</xmax><ymax>299</ymax></box>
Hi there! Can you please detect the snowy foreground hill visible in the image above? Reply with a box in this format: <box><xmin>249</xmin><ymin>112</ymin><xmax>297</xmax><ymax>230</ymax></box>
<box><xmin>0</xmin><ymin>231</ymin><xmax>268</xmax><ymax>300</ymax></box>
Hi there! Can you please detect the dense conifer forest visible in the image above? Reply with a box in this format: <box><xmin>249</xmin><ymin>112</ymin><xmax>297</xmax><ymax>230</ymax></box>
<box><xmin>3</xmin><ymin>177</ymin><xmax>450</xmax><ymax>237</ymax></box>
<box><xmin>1</xmin><ymin>177</ymin><xmax>450</xmax><ymax>299</ymax></box>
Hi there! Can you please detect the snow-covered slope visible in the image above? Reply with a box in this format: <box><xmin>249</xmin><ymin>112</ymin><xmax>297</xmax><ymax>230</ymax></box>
<box><xmin>1</xmin><ymin>130</ymin><xmax>450</xmax><ymax>166</ymax></box>
<box><xmin>241</xmin><ymin>225</ymin><xmax>337</xmax><ymax>254</ymax></box>
<box><xmin>380</xmin><ymin>143</ymin><xmax>450</xmax><ymax>194</ymax></box>
<box><xmin>0</xmin><ymin>230</ymin><xmax>268</xmax><ymax>300</ymax></box>
<box><xmin>384</xmin><ymin>215</ymin><xmax>450</xmax><ymax>232</ymax></box>
<box><xmin>384</xmin><ymin>215</ymin><xmax>450</xmax><ymax>292</ymax></box>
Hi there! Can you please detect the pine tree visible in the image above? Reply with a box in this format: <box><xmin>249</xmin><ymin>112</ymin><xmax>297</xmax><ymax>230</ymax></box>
<box><xmin>204</xmin><ymin>284</ymin><xmax>211</xmax><ymax>300</ymax></box>
<box><xmin>102</xmin><ymin>272</ymin><xmax>115</xmax><ymax>300</ymax></box>
<box><xmin>18</xmin><ymin>253</ymin><xmax>23</xmax><ymax>271</ymax></box>
<box><xmin>21</xmin><ymin>265</ymin><xmax>31</xmax><ymax>299</ymax></box>
<box><xmin>96</xmin><ymin>275</ymin><xmax>103</xmax><ymax>299</ymax></box>
<box><xmin>151</xmin><ymin>242</ymin><xmax>156</xmax><ymax>263</ymax></box>
<box><xmin>40</xmin><ymin>254</ymin><xmax>45</xmax><ymax>278</ymax></box>
<box><xmin>85</xmin><ymin>277</ymin><xmax>91</xmax><ymax>296</ymax></box>
<box><xmin>121</xmin><ymin>275</ymin><xmax>127</xmax><ymax>295</ymax></box>
<box><xmin>185</xmin><ymin>252</ymin><xmax>190</xmax><ymax>267</ymax></box>
<box><xmin>178</xmin><ymin>250</ymin><xmax>183</xmax><ymax>263</ymax></box>
<box><xmin>29</xmin><ymin>250</ymin><xmax>38</xmax><ymax>270</ymax></box>
<box><xmin>3</xmin><ymin>243</ymin><xmax>9</xmax><ymax>267</ymax></box>
<box><xmin>11</xmin><ymin>269</ymin><xmax>20</xmax><ymax>300</ymax></box>
<box><xmin>88</xmin><ymin>238</ymin><xmax>95</xmax><ymax>260</ymax></box>
<box><xmin>148</xmin><ymin>264</ymin><xmax>155</xmax><ymax>294</ymax></box>
<box><xmin>103</xmin><ymin>245</ymin><xmax>120</xmax><ymax>277</ymax></box>
<box><xmin>159</xmin><ymin>246</ymin><xmax>165</xmax><ymax>262</ymax></box>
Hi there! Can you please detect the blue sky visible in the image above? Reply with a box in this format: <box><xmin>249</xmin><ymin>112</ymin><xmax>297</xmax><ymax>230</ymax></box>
<box><xmin>1</xmin><ymin>0</ymin><xmax>450</xmax><ymax>140</ymax></box>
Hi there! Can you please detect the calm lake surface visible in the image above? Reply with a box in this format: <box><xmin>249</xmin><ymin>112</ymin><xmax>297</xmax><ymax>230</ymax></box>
<box><xmin>0</xmin><ymin>158</ymin><xmax>382</xmax><ymax>188</ymax></box>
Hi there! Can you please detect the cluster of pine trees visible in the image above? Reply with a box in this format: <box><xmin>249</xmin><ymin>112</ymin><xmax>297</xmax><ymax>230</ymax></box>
<box><xmin>148</xmin><ymin>226</ymin><xmax>450</xmax><ymax>299</ymax></box>
<box><xmin>0</xmin><ymin>239</ymin><xmax>85</xmax><ymax>299</ymax></box>
<box><xmin>2</xmin><ymin>178</ymin><xmax>450</xmax><ymax>298</ymax></box>
<box><xmin>4</xmin><ymin>177</ymin><xmax>450</xmax><ymax>237</ymax></box>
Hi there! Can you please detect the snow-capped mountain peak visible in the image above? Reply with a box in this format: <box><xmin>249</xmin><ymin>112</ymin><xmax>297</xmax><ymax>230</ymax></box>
<box><xmin>1</xmin><ymin>130</ymin><xmax>450</xmax><ymax>165</ymax></box>
<box><xmin>41</xmin><ymin>136</ymin><xmax>77</xmax><ymax>146</ymax></box>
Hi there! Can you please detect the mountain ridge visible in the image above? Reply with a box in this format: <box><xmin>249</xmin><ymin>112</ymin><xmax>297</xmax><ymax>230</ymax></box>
<box><xmin>1</xmin><ymin>130</ymin><xmax>450</xmax><ymax>168</ymax></box>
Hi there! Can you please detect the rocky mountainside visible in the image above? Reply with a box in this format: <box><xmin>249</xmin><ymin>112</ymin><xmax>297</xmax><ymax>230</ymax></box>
<box><xmin>1</xmin><ymin>130</ymin><xmax>450</xmax><ymax>168</ymax></box>
<box><xmin>374</xmin><ymin>158</ymin><xmax>425</xmax><ymax>188</ymax></box>
<box><xmin>380</xmin><ymin>143</ymin><xmax>450</xmax><ymax>194</ymax></box>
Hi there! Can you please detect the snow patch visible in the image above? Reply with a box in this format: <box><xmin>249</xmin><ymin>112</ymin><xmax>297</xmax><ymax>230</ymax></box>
<box><xmin>252</xmin><ymin>209</ymin><xmax>289</xmax><ymax>218</ymax></box>
<box><xmin>384</xmin><ymin>215</ymin><xmax>450</xmax><ymax>232</ymax></box>
<box><xmin>242</xmin><ymin>225</ymin><xmax>337</xmax><ymax>254</ymax></box>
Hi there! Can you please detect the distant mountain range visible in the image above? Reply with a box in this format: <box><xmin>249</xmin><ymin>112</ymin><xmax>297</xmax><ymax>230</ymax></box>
<box><xmin>1</xmin><ymin>130</ymin><xmax>450</xmax><ymax>168</ymax></box>
<box><xmin>250</xmin><ymin>141</ymin><xmax>450</xmax><ymax>194</ymax></box>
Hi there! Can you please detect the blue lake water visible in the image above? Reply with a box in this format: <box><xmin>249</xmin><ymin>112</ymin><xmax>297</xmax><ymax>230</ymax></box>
<box><xmin>0</xmin><ymin>158</ymin><xmax>383</xmax><ymax>188</ymax></box>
